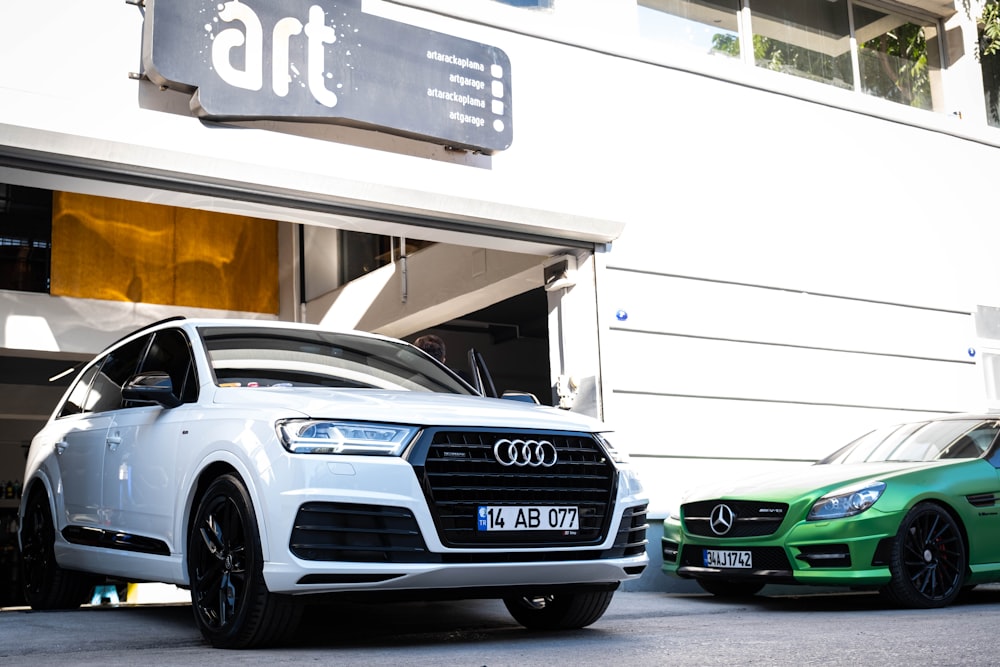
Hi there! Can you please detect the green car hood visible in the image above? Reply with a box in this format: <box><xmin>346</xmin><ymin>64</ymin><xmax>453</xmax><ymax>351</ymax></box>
<box><xmin>684</xmin><ymin>459</ymin><xmax>965</xmax><ymax>503</ymax></box>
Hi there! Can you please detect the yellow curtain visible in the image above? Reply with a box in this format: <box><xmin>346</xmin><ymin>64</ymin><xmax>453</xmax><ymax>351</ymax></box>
<box><xmin>51</xmin><ymin>192</ymin><xmax>279</xmax><ymax>314</ymax></box>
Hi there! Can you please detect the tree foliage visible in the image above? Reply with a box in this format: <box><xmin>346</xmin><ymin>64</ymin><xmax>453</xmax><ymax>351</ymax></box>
<box><xmin>982</xmin><ymin>1</ymin><xmax>1000</xmax><ymax>56</ymax></box>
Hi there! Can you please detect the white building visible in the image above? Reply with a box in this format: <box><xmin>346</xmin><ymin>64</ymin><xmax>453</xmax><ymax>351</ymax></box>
<box><xmin>3</xmin><ymin>0</ymin><xmax>1000</xmax><ymax>594</ymax></box>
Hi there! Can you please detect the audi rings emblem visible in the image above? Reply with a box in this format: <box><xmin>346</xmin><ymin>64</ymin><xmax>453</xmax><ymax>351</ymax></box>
<box><xmin>709</xmin><ymin>503</ymin><xmax>736</xmax><ymax>536</ymax></box>
<box><xmin>493</xmin><ymin>438</ymin><xmax>558</xmax><ymax>467</ymax></box>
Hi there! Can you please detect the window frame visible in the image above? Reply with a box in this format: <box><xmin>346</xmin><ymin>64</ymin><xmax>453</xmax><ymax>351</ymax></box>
<box><xmin>637</xmin><ymin>0</ymin><xmax>947</xmax><ymax>112</ymax></box>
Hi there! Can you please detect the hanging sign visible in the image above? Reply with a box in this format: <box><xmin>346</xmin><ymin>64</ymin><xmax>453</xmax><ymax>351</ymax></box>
<box><xmin>141</xmin><ymin>0</ymin><xmax>513</xmax><ymax>152</ymax></box>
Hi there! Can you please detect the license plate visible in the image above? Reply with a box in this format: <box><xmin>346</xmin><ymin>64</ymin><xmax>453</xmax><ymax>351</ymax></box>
<box><xmin>477</xmin><ymin>506</ymin><xmax>579</xmax><ymax>531</ymax></box>
<box><xmin>704</xmin><ymin>549</ymin><xmax>752</xmax><ymax>569</ymax></box>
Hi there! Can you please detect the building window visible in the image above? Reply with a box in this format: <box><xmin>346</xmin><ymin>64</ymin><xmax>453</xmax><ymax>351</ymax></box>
<box><xmin>853</xmin><ymin>4</ymin><xmax>940</xmax><ymax>111</ymax></box>
<box><xmin>0</xmin><ymin>183</ymin><xmax>52</xmax><ymax>294</ymax></box>
<box><xmin>749</xmin><ymin>0</ymin><xmax>854</xmax><ymax>91</ymax></box>
<box><xmin>494</xmin><ymin>0</ymin><xmax>553</xmax><ymax>6</ymax></box>
<box><xmin>639</xmin><ymin>0</ymin><xmax>942</xmax><ymax>112</ymax></box>
<box><xmin>338</xmin><ymin>231</ymin><xmax>394</xmax><ymax>284</ymax></box>
<box><xmin>337</xmin><ymin>231</ymin><xmax>434</xmax><ymax>285</ymax></box>
<box><xmin>982</xmin><ymin>47</ymin><xmax>1000</xmax><ymax>127</ymax></box>
<box><xmin>638</xmin><ymin>0</ymin><xmax>741</xmax><ymax>60</ymax></box>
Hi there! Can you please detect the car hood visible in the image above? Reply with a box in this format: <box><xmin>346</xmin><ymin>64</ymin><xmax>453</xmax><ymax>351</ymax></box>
<box><xmin>211</xmin><ymin>386</ymin><xmax>605</xmax><ymax>432</ymax></box>
<box><xmin>683</xmin><ymin>460</ymin><xmax>960</xmax><ymax>503</ymax></box>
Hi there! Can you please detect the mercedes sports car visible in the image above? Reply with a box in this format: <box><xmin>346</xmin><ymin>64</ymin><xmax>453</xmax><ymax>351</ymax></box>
<box><xmin>661</xmin><ymin>413</ymin><xmax>1000</xmax><ymax>608</ymax></box>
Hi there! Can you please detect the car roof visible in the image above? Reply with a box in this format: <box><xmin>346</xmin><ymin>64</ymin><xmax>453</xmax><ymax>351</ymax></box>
<box><xmin>103</xmin><ymin>316</ymin><xmax>396</xmax><ymax>352</ymax></box>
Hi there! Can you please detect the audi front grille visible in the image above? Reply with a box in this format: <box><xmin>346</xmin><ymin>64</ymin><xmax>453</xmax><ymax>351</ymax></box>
<box><xmin>408</xmin><ymin>428</ymin><xmax>618</xmax><ymax>548</ymax></box>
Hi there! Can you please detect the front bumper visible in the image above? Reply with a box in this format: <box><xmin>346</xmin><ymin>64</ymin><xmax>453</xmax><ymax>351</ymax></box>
<box><xmin>660</xmin><ymin>508</ymin><xmax>904</xmax><ymax>589</ymax></box>
<box><xmin>258</xmin><ymin>434</ymin><xmax>649</xmax><ymax>596</ymax></box>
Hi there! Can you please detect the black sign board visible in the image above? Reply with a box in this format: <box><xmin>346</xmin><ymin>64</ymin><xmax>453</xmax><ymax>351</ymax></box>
<box><xmin>142</xmin><ymin>0</ymin><xmax>513</xmax><ymax>152</ymax></box>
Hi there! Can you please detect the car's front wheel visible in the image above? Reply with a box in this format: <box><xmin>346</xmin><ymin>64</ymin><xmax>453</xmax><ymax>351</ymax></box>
<box><xmin>882</xmin><ymin>502</ymin><xmax>966</xmax><ymax>608</ymax></box>
<box><xmin>502</xmin><ymin>589</ymin><xmax>615</xmax><ymax>630</ymax></box>
<box><xmin>188</xmin><ymin>474</ymin><xmax>301</xmax><ymax>648</ymax></box>
<box><xmin>19</xmin><ymin>487</ymin><xmax>95</xmax><ymax>609</ymax></box>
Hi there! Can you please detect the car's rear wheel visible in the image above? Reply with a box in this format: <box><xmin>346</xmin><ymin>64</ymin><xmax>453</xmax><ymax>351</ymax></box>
<box><xmin>188</xmin><ymin>474</ymin><xmax>301</xmax><ymax>648</ymax></box>
<box><xmin>695</xmin><ymin>578</ymin><xmax>764</xmax><ymax>598</ymax></box>
<box><xmin>882</xmin><ymin>502</ymin><xmax>966</xmax><ymax>609</ymax></box>
<box><xmin>19</xmin><ymin>487</ymin><xmax>95</xmax><ymax>609</ymax></box>
<box><xmin>502</xmin><ymin>590</ymin><xmax>615</xmax><ymax>630</ymax></box>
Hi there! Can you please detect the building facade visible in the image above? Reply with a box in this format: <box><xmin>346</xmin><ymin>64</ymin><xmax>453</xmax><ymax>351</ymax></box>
<box><xmin>4</xmin><ymin>0</ymin><xmax>1000</xmax><ymax>594</ymax></box>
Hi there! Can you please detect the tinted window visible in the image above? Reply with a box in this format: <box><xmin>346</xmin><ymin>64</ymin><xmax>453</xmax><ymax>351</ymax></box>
<box><xmin>58</xmin><ymin>363</ymin><xmax>101</xmax><ymax>417</ymax></box>
<box><xmin>819</xmin><ymin>419</ymin><xmax>1000</xmax><ymax>464</ymax></box>
<box><xmin>87</xmin><ymin>335</ymin><xmax>151</xmax><ymax>413</ymax></box>
<box><xmin>140</xmin><ymin>328</ymin><xmax>198</xmax><ymax>404</ymax></box>
<box><xmin>200</xmin><ymin>326</ymin><xmax>474</xmax><ymax>394</ymax></box>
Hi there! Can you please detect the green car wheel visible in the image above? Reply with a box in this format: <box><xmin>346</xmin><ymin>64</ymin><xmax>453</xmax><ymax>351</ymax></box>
<box><xmin>881</xmin><ymin>502</ymin><xmax>966</xmax><ymax>609</ymax></box>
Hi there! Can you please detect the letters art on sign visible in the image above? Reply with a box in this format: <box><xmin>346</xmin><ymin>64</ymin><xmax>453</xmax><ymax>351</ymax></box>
<box><xmin>141</xmin><ymin>0</ymin><xmax>513</xmax><ymax>152</ymax></box>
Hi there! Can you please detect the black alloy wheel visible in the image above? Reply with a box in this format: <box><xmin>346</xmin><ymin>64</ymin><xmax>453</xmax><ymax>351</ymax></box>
<box><xmin>19</xmin><ymin>487</ymin><xmax>94</xmax><ymax>609</ymax></box>
<box><xmin>188</xmin><ymin>474</ymin><xmax>300</xmax><ymax>648</ymax></box>
<box><xmin>883</xmin><ymin>502</ymin><xmax>966</xmax><ymax>609</ymax></box>
<box><xmin>502</xmin><ymin>589</ymin><xmax>615</xmax><ymax>630</ymax></box>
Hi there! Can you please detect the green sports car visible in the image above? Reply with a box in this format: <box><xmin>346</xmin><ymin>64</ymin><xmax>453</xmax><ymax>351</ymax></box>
<box><xmin>661</xmin><ymin>413</ymin><xmax>1000</xmax><ymax>608</ymax></box>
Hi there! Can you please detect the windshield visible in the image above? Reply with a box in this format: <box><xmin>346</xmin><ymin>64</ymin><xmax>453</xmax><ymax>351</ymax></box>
<box><xmin>817</xmin><ymin>419</ymin><xmax>1000</xmax><ymax>465</ymax></box>
<box><xmin>199</xmin><ymin>326</ymin><xmax>476</xmax><ymax>395</ymax></box>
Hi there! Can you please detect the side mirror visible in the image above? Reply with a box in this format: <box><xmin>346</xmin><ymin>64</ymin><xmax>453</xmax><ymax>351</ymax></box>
<box><xmin>123</xmin><ymin>372</ymin><xmax>182</xmax><ymax>408</ymax></box>
<box><xmin>501</xmin><ymin>390</ymin><xmax>540</xmax><ymax>404</ymax></box>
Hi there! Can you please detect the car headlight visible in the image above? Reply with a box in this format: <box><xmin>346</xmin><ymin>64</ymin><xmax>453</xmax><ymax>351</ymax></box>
<box><xmin>277</xmin><ymin>420</ymin><xmax>419</xmax><ymax>455</ymax></box>
<box><xmin>595</xmin><ymin>433</ymin><xmax>630</xmax><ymax>464</ymax></box>
<box><xmin>807</xmin><ymin>480</ymin><xmax>886</xmax><ymax>521</ymax></box>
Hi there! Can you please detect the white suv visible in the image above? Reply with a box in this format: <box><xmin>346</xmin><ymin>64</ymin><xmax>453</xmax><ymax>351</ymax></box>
<box><xmin>19</xmin><ymin>318</ymin><xmax>648</xmax><ymax>648</ymax></box>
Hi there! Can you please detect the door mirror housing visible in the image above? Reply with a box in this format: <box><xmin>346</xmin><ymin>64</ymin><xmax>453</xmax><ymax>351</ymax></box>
<box><xmin>501</xmin><ymin>390</ymin><xmax>540</xmax><ymax>404</ymax></box>
<box><xmin>123</xmin><ymin>372</ymin><xmax>182</xmax><ymax>408</ymax></box>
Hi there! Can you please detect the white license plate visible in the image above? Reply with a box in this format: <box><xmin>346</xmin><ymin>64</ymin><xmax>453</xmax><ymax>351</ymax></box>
<box><xmin>704</xmin><ymin>549</ymin><xmax>752</xmax><ymax>568</ymax></box>
<box><xmin>477</xmin><ymin>505</ymin><xmax>579</xmax><ymax>531</ymax></box>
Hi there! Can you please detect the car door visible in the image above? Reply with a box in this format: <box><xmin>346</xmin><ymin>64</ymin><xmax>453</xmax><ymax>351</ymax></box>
<box><xmin>50</xmin><ymin>362</ymin><xmax>109</xmax><ymax>528</ymax></box>
<box><xmin>101</xmin><ymin>328</ymin><xmax>198</xmax><ymax>553</ymax></box>
<box><xmin>51</xmin><ymin>334</ymin><xmax>149</xmax><ymax>530</ymax></box>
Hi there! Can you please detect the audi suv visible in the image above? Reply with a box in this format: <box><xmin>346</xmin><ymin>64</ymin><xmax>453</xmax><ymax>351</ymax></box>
<box><xmin>19</xmin><ymin>317</ymin><xmax>648</xmax><ymax>648</ymax></box>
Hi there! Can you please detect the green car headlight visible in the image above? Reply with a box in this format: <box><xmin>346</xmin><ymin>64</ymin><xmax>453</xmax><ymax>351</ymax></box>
<box><xmin>807</xmin><ymin>480</ymin><xmax>886</xmax><ymax>521</ymax></box>
<box><xmin>277</xmin><ymin>420</ymin><xmax>419</xmax><ymax>455</ymax></box>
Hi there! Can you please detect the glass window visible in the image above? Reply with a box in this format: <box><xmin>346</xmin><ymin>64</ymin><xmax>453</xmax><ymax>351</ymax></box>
<box><xmin>982</xmin><ymin>48</ymin><xmax>1000</xmax><ymax>127</ymax></box>
<box><xmin>201</xmin><ymin>326</ymin><xmax>474</xmax><ymax>394</ymax></box>
<box><xmin>88</xmin><ymin>335</ymin><xmax>151</xmax><ymax>413</ymax></box>
<box><xmin>337</xmin><ymin>231</ymin><xmax>433</xmax><ymax>285</ymax></box>
<box><xmin>140</xmin><ymin>329</ymin><xmax>198</xmax><ymax>404</ymax></box>
<box><xmin>854</xmin><ymin>4</ymin><xmax>941</xmax><ymax>111</ymax></box>
<box><xmin>0</xmin><ymin>183</ymin><xmax>51</xmax><ymax>294</ymax></box>
<box><xmin>637</xmin><ymin>1</ymin><xmax>944</xmax><ymax>112</ymax></box>
<box><xmin>749</xmin><ymin>0</ymin><xmax>853</xmax><ymax>90</ymax></box>
<box><xmin>494</xmin><ymin>0</ymin><xmax>552</xmax><ymax>6</ymax></box>
<box><xmin>58</xmin><ymin>364</ymin><xmax>101</xmax><ymax>418</ymax></box>
<box><xmin>338</xmin><ymin>231</ymin><xmax>393</xmax><ymax>284</ymax></box>
<box><xmin>638</xmin><ymin>0</ymin><xmax>741</xmax><ymax>59</ymax></box>
<box><xmin>821</xmin><ymin>419</ymin><xmax>998</xmax><ymax>464</ymax></box>
<box><xmin>981</xmin><ymin>8</ymin><xmax>1000</xmax><ymax>128</ymax></box>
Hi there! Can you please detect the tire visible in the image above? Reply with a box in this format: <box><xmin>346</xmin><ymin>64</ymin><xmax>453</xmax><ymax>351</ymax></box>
<box><xmin>881</xmin><ymin>502</ymin><xmax>966</xmax><ymax>609</ymax></box>
<box><xmin>19</xmin><ymin>487</ymin><xmax>95</xmax><ymax>610</ymax></box>
<box><xmin>695</xmin><ymin>578</ymin><xmax>764</xmax><ymax>598</ymax></box>
<box><xmin>188</xmin><ymin>474</ymin><xmax>301</xmax><ymax>648</ymax></box>
<box><xmin>502</xmin><ymin>589</ymin><xmax>615</xmax><ymax>630</ymax></box>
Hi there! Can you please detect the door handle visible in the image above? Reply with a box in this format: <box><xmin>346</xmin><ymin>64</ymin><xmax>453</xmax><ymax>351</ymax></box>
<box><xmin>55</xmin><ymin>440</ymin><xmax>67</xmax><ymax>455</ymax></box>
<box><xmin>107</xmin><ymin>433</ymin><xmax>122</xmax><ymax>452</ymax></box>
